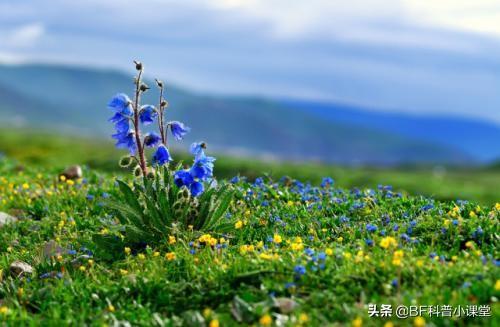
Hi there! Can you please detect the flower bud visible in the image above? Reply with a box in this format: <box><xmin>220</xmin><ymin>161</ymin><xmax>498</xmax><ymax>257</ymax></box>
<box><xmin>161</xmin><ymin>100</ymin><xmax>168</xmax><ymax>108</ymax></box>
<box><xmin>172</xmin><ymin>201</ymin><xmax>182</xmax><ymax>211</ymax></box>
<box><xmin>189</xmin><ymin>207</ymin><xmax>199</xmax><ymax>218</ymax></box>
<box><xmin>134</xmin><ymin>60</ymin><xmax>143</xmax><ymax>71</ymax></box>
<box><xmin>133</xmin><ymin>165</ymin><xmax>142</xmax><ymax>177</ymax></box>
<box><xmin>119</xmin><ymin>156</ymin><xmax>133</xmax><ymax>168</ymax></box>
<box><xmin>155</xmin><ymin>79</ymin><xmax>163</xmax><ymax>88</ymax></box>
<box><xmin>177</xmin><ymin>187</ymin><xmax>191</xmax><ymax>201</ymax></box>
<box><xmin>146</xmin><ymin>171</ymin><xmax>155</xmax><ymax>179</ymax></box>
<box><xmin>140</xmin><ymin>83</ymin><xmax>150</xmax><ymax>92</ymax></box>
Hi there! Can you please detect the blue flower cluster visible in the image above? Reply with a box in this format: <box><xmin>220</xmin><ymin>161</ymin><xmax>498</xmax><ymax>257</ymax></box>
<box><xmin>108</xmin><ymin>93</ymin><xmax>135</xmax><ymax>154</ymax></box>
<box><xmin>107</xmin><ymin>63</ymin><xmax>213</xmax><ymax>196</ymax></box>
<box><xmin>108</xmin><ymin>93</ymin><xmax>181</xmax><ymax>164</ymax></box>
<box><xmin>174</xmin><ymin>142</ymin><xmax>216</xmax><ymax>196</ymax></box>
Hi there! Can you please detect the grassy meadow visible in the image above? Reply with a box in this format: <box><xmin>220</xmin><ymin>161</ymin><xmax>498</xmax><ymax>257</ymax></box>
<box><xmin>0</xmin><ymin>128</ymin><xmax>498</xmax><ymax>326</ymax></box>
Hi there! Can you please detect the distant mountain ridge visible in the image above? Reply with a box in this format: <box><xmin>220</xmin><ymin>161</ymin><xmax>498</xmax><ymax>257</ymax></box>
<box><xmin>282</xmin><ymin>99</ymin><xmax>500</xmax><ymax>162</ymax></box>
<box><xmin>0</xmin><ymin>63</ymin><xmax>494</xmax><ymax>165</ymax></box>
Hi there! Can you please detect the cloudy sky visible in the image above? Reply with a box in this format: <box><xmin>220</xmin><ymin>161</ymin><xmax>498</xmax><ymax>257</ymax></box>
<box><xmin>1</xmin><ymin>0</ymin><xmax>499</xmax><ymax>123</ymax></box>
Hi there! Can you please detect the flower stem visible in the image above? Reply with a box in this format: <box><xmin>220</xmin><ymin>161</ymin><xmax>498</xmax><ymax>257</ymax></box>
<box><xmin>133</xmin><ymin>68</ymin><xmax>147</xmax><ymax>176</ymax></box>
<box><xmin>158</xmin><ymin>85</ymin><xmax>166</xmax><ymax>145</ymax></box>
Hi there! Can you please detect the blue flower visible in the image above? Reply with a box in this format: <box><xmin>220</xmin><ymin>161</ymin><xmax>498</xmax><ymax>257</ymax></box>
<box><xmin>169</xmin><ymin>121</ymin><xmax>190</xmax><ymax>141</ymax></box>
<box><xmin>366</xmin><ymin>223</ymin><xmax>377</xmax><ymax>233</ymax></box>
<box><xmin>139</xmin><ymin>105</ymin><xmax>157</xmax><ymax>125</ymax></box>
<box><xmin>294</xmin><ymin>265</ymin><xmax>306</xmax><ymax>276</ymax></box>
<box><xmin>112</xmin><ymin>131</ymin><xmax>136</xmax><ymax>154</ymax></box>
<box><xmin>174</xmin><ymin>170</ymin><xmax>194</xmax><ymax>187</ymax></box>
<box><xmin>190</xmin><ymin>142</ymin><xmax>206</xmax><ymax>159</ymax></box>
<box><xmin>108</xmin><ymin>93</ymin><xmax>132</xmax><ymax>115</ymax></box>
<box><xmin>144</xmin><ymin>132</ymin><xmax>161</xmax><ymax>148</ymax></box>
<box><xmin>321</xmin><ymin>177</ymin><xmax>334</xmax><ymax>188</ymax></box>
<box><xmin>189</xmin><ymin>181</ymin><xmax>204</xmax><ymax>197</ymax></box>
<box><xmin>304</xmin><ymin>248</ymin><xmax>315</xmax><ymax>256</ymax></box>
<box><xmin>152</xmin><ymin>145</ymin><xmax>172</xmax><ymax>165</ymax></box>
<box><xmin>190</xmin><ymin>155</ymin><xmax>216</xmax><ymax>181</ymax></box>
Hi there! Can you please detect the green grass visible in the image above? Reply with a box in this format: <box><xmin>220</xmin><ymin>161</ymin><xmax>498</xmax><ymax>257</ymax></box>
<box><xmin>0</xmin><ymin>155</ymin><xmax>498</xmax><ymax>326</ymax></box>
<box><xmin>1</xmin><ymin>128</ymin><xmax>499</xmax><ymax>205</ymax></box>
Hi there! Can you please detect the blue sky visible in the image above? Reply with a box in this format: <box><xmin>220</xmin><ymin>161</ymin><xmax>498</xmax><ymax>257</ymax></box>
<box><xmin>0</xmin><ymin>0</ymin><xmax>499</xmax><ymax>123</ymax></box>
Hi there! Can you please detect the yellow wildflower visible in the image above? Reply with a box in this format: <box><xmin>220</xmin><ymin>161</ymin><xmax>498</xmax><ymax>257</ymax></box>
<box><xmin>235</xmin><ymin>220</ymin><xmax>243</xmax><ymax>229</ymax></box>
<box><xmin>259</xmin><ymin>253</ymin><xmax>273</xmax><ymax>260</ymax></box>
<box><xmin>209</xmin><ymin>319</ymin><xmax>219</xmax><ymax>327</ymax></box>
<box><xmin>259</xmin><ymin>314</ymin><xmax>272</xmax><ymax>326</ymax></box>
<box><xmin>203</xmin><ymin>308</ymin><xmax>212</xmax><ymax>318</ymax></box>
<box><xmin>166</xmin><ymin>252</ymin><xmax>176</xmax><ymax>261</ymax></box>
<box><xmin>124</xmin><ymin>247</ymin><xmax>131</xmax><ymax>255</ymax></box>
<box><xmin>273</xmin><ymin>234</ymin><xmax>282</xmax><ymax>244</ymax></box>
<box><xmin>168</xmin><ymin>235</ymin><xmax>176</xmax><ymax>244</ymax></box>
<box><xmin>379</xmin><ymin>236</ymin><xmax>397</xmax><ymax>249</ymax></box>
<box><xmin>291</xmin><ymin>242</ymin><xmax>303</xmax><ymax>251</ymax></box>
<box><xmin>414</xmin><ymin>316</ymin><xmax>425</xmax><ymax>327</ymax></box>
<box><xmin>352</xmin><ymin>317</ymin><xmax>362</xmax><ymax>327</ymax></box>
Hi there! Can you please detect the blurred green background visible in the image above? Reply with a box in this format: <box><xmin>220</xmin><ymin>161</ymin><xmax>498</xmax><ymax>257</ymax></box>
<box><xmin>1</xmin><ymin>128</ymin><xmax>498</xmax><ymax>205</ymax></box>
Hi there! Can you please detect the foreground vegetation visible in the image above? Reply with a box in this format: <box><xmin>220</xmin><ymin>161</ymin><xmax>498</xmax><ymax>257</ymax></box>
<box><xmin>0</xmin><ymin>158</ymin><xmax>498</xmax><ymax>325</ymax></box>
<box><xmin>1</xmin><ymin>128</ymin><xmax>499</xmax><ymax>205</ymax></box>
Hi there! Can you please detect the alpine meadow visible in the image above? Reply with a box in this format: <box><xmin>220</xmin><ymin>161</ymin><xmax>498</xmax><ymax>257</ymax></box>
<box><xmin>0</xmin><ymin>61</ymin><xmax>498</xmax><ymax>327</ymax></box>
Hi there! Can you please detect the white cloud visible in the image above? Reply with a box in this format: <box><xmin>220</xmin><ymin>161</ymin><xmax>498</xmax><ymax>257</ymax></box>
<box><xmin>0</xmin><ymin>23</ymin><xmax>45</xmax><ymax>48</ymax></box>
<box><xmin>0</xmin><ymin>1</ymin><xmax>499</xmax><ymax>122</ymax></box>
<box><xmin>404</xmin><ymin>0</ymin><xmax>500</xmax><ymax>37</ymax></box>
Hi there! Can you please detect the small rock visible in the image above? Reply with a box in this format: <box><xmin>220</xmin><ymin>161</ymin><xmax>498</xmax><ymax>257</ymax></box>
<box><xmin>0</xmin><ymin>212</ymin><xmax>18</xmax><ymax>226</ymax></box>
<box><xmin>43</xmin><ymin>240</ymin><xmax>64</xmax><ymax>258</ymax></box>
<box><xmin>273</xmin><ymin>297</ymin><xmax>299</xmax><ymax>314</ymax></box>
<box><xmin>10</xmin><ymin>261</ymin><xmax>34</xmax><ymax>278</ymax></box>
<box><xmin>60</xmin><ymin>165</ymin><xmax>83</xmax><ymax>180</ymax></box>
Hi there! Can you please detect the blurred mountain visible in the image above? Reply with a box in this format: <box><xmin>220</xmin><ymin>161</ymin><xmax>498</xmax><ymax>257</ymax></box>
<box><xmin>283</xmin><ymin>100</ymin><xmax>500</xmax><ymax>162</ymax></box>
<box><xmin>0</xmin><ymin>63</ymin><xmax>479</xmax><ymax>165</ymax></box>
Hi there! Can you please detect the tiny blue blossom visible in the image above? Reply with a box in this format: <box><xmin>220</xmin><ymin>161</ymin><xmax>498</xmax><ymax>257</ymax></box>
<box><xmin>139</xmin><ymin>105</ymin><xmax>157</xmax><ymax>125</ymax></box>
<box><xmin>152</xmin><ymin>145</ymin><xmax>172</xmax><ymax>165</ymax></box>
<box><xmin>144</xmin><ymin>132</ymin><xmax>162</xmax><ymax>148</ymax></box>
<box><xmin>189</xmin><ymin>181</ymin><xmax>204</xmax><ymax>197</ymax></box>
<box><xmin>169</xmin><ymin>121</ymin><xmax>190</xmax><ymax>140</ymax></box>
<box><xmin>294</xmin><ymin>265</ymin><xmax>306</xmax><ymax>275</ymax></box>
